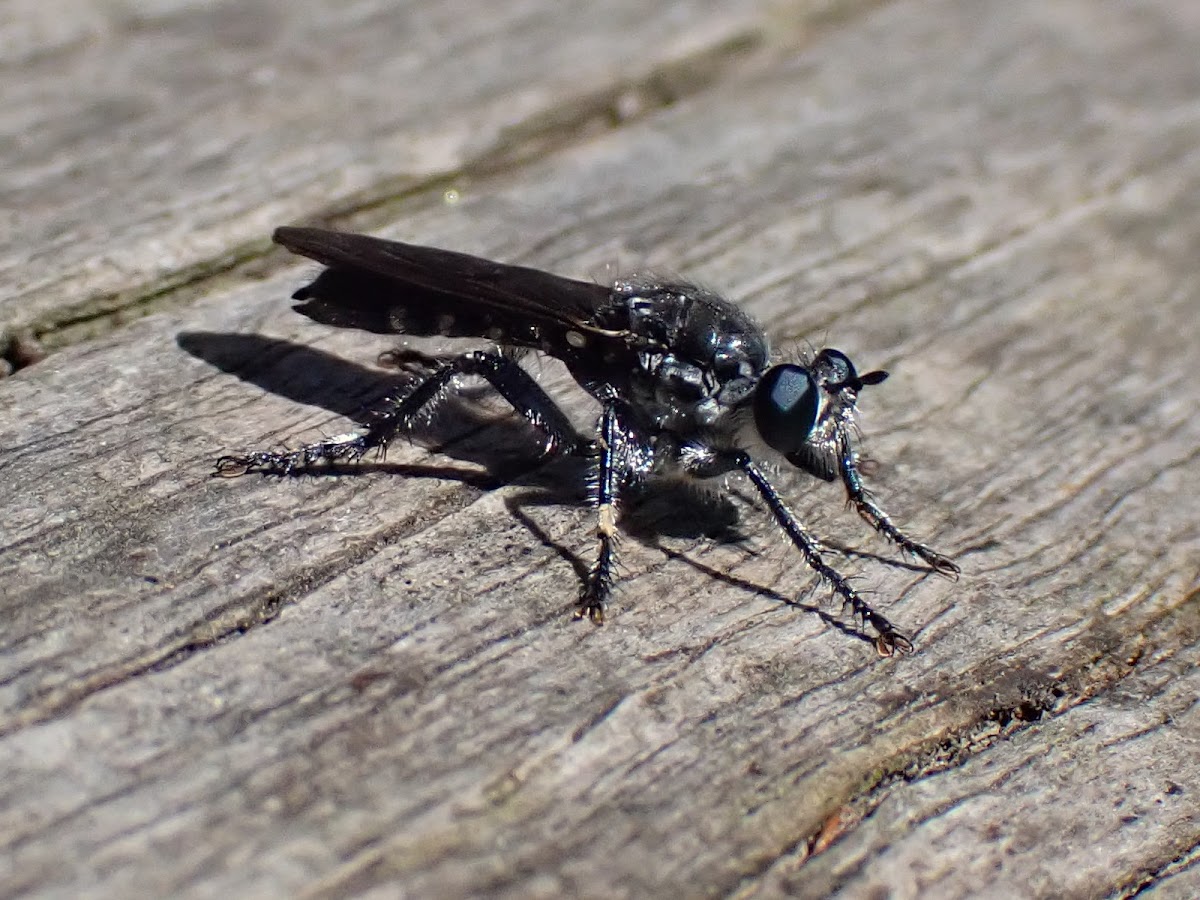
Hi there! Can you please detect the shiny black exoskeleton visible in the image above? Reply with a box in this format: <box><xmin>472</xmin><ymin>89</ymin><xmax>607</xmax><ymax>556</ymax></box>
<box><xmin>217</xmin><ymin>227</ymin><xmax>958</xmax><ymax>654</ymax></box>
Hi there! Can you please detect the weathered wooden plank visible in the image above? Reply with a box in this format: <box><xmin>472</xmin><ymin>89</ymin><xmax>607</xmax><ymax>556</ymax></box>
<box><xmin>0</xmin><ymin>0</ymin><xmax>768</xmax><ymax>355</ymax></box>
<box><xmin>787</xmin><ymin>635</ymin><xmax>1200</xmax><ymax>898</ymax></box>
<box><xmin>1</xmin><ymin>0</ymin><xmax>1199</xmax><ymax>897</ymax></box>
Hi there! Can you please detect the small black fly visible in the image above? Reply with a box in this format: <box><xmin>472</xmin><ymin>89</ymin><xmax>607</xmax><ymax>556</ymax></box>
<box><xmin>217</xmin><ymin>227</ymin><xmax>958</xmax><ymax>655</ymax></box>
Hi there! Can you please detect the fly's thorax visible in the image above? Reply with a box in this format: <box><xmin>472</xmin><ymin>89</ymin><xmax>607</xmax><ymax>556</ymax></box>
<box><xmin>609</xmin><ymin>278</ymin><xmax>772</xmax><ymax>435</ymax></box>
<box><xmin>614</xmin><ymin>279</ymin><xmax>770</xmax><ymax>378</ymax></box>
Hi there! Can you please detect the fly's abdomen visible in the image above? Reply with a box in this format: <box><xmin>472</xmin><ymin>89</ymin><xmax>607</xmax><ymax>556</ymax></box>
<box><xmin>293</xmin><ymin>267</ymin><xmax>546</xmax><ymax>346</ymax></box>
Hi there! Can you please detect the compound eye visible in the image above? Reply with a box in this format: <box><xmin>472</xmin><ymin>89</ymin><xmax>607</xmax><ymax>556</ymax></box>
<box><xmin>754</xmin><ymin>365</ymin><xmax>820</xmax><ymax>455</ymax></box>
<box><xmin>815</xmin><ymin>348</ymin><xmax>855</xmax><ymax>387</ymax></box>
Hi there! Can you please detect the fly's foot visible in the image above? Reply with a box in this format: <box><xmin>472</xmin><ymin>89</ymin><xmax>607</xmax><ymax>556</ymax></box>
<box><xmin>214</xmin><ymin>451</ymin><xmax>300</xmax><ymax>478</ymax></box>
<box><xmin>873</xmin><ymin>626</ymin><xmax>915</xmax><ymax>658</ymax></box>
<box><xmin>214</xmin><ymin>455</ymin><xmax>254</xmax><ymax>477</ymax></box>
<box><xmin>921</xmin><ymin>548</ymin><xmax>961</xmax><ymax>580</ymax></box>
<box><xmin>834</xmin><ymin>590</ymin><xmax>915</xmax><ymax>657</ymax></box>
<box><xmin>574</xmin><ymin>597</ymin><xmax>606</xmax><ymax>625</ymax></box>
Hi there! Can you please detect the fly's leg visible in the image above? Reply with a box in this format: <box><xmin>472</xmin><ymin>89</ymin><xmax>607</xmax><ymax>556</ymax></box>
<box><xmin>838</xmin><ymin>441</ymin><xmax>959</xmax><ymax>578</ymax></box>
<box><xmin>734</xmin><ymin>452</ymin><xmax>914</xmax><ymax>656</ymax></box>
<box><xmin>215</xmin><ymin>350</ymin><xmax>583</xmax><ymax>476</ymax></box>
<box><xmin>575</xmin><ymin>397</ymin><xmax>639</xmax><ymax>625</ymax></box>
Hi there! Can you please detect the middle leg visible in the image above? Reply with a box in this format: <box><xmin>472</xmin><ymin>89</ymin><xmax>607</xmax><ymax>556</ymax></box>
<box><xmin>575</xmin><ymin>397</ymin><xmax>643</xmax><ymax>624</ymax></box>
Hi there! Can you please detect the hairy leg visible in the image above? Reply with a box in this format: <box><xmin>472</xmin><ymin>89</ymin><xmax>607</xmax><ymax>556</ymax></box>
<box><xmin>216</xmin><ymin>350</ymin><xmax>583</xmax><ymax>476</ymax></box>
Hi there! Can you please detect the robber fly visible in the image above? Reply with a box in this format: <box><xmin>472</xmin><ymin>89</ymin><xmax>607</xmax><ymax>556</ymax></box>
<box><xmin>217</xmin><ymin>227</ymin><xmax>958</xmax><ymax>655</ymax></box>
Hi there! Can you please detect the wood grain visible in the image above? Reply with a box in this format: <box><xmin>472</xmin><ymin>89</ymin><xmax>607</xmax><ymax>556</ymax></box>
<box><xmin>0</xmin><ymin>0</ymin><xmax>764</xmax><ymax>351</ymax></box>
<box><xmin>1</xmin><ymin>0</ymin><xmax>1198</xmax><ymax>897</ymax></box>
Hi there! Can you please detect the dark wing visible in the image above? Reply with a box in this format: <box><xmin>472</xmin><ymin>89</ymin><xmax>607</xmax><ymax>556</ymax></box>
<box><xmin>275</xmin><ymin>227</ymin><xmax>622</xmax><ymax>349</ymax></box>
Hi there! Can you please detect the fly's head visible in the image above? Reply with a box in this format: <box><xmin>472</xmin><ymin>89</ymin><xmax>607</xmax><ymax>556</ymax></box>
<box><xmin>751</xmin><ymin>349</ymin><xmax>888</xmax><ymax>481</ymax></box>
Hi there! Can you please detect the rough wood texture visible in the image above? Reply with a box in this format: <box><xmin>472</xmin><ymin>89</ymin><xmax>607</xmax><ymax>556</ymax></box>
<box><xmin>0</xmin><ymin>0</ymin><xmax>764</xmax><ymax>350</ymax></box>
<box><xmin>2</xmin><ymin>0</ymin><xmax>1198</xmax><ymax>897</ymax></box>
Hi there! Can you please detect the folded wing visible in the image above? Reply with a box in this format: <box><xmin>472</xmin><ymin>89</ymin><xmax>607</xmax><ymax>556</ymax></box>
<box><xmin>275</xmin><ymin>227</ymin><xmax>622</xmax><ymax>351</ymax></box>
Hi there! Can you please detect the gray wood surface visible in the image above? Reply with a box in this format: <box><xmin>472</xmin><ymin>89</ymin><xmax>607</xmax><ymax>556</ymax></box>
<box><xmin>2</xmin><ymin>0</ymin><xmax>1198</xmax><ymax>897</ymax></box>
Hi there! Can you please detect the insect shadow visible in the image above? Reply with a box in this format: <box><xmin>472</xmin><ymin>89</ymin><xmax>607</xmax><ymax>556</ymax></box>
<box><xmin>180</xmin><ymin>329</ymin><xmax>936</xmax><ymax>651</ymax></box>
<box><xmin>178</xmin><ymin>330</ymin><xmax>747</xmax><ymax>540</ymax></box>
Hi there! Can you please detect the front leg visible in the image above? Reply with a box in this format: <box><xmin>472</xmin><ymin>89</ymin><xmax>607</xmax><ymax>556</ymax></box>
<box><xmin>838</xmin><ymin>439</ymin><xmax>959</xmax><ymax>578</ymax></box>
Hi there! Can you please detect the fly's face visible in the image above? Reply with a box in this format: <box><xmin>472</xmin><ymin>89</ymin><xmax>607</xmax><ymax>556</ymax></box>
<box><xmin>752</xmin><ymin>348</ymin><xmax>889</xmax><ymax>482</ymax></box>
